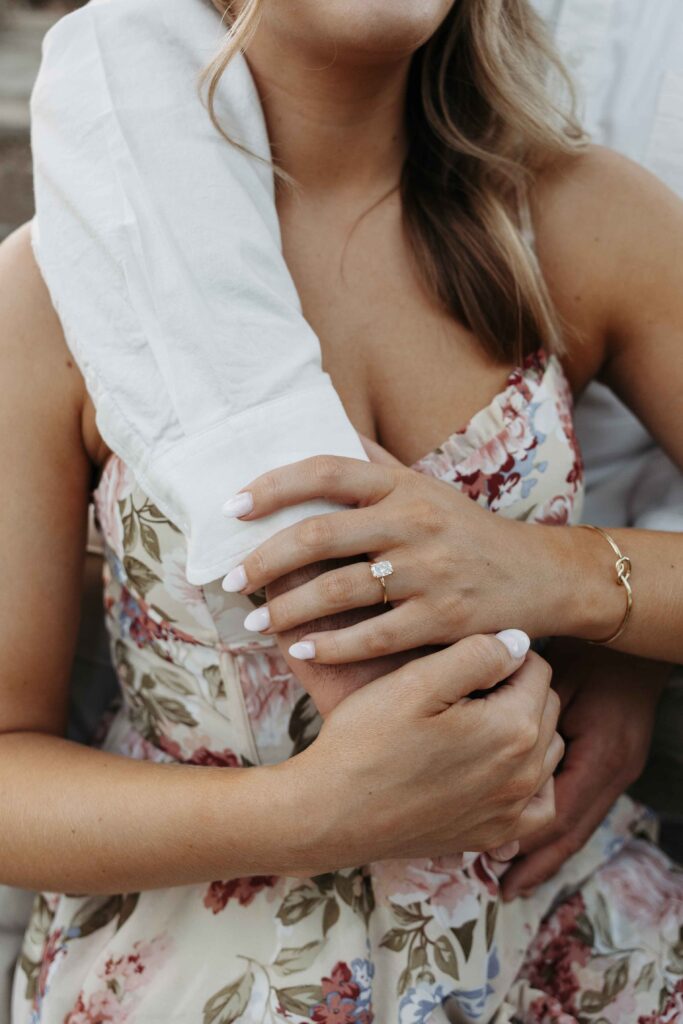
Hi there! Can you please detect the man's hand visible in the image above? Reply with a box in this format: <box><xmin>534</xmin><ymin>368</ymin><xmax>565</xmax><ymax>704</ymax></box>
<box><xmin>502</xmin><ymin>640</ymin><xmax>669</xmax><ymax>901</ymax></box>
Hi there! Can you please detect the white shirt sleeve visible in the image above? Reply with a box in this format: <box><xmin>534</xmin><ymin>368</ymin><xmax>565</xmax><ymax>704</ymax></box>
<box><xmin>31</xmin><ymin>0</ymin><xmax>367</xmax><ymax>586</ymax></box>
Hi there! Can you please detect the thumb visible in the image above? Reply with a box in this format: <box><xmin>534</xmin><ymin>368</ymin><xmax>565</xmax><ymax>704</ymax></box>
<box><xmin>381</xmin><ymin>630</ymin><xmax>531</xmax><ymax>714</ymax></box>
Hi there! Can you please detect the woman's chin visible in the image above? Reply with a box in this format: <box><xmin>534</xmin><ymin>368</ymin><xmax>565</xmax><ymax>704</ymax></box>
<box><xmin>266</xmin><ymin>0</ymin><xmax>454</xmax><ymax>65</ymax></box>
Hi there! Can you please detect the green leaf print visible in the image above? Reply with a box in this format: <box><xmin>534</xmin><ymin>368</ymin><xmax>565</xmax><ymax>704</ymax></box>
<box><xmin>409</xmin><ymin>944</ymin><xmax>429</xmax><ymax>970</ymax></box>
<box><xmin>579</xmin><ymin>957</ymin><xmax>629</xmax><ymax>1015</ymax></box>
<box><xmin>203</xmin><ymin>970</ymin><xmax>254</xmax><ymax>1024</ymax></box>
<box><xmin>156</xmin><ymin>697</ymin><xmax>199</xmax><ymax>728</ymax></box>
<box><xmin>122</xmin><ymin>512</ymin><xmax>137</xmax><ymax>551</ymax></box>
<box><xmin>635</xmin><ymin>961</ymin><xmax>656</xmax><ymax>993</ymax></box>
<box><xmin>434</xmin><ymin>935</ymin><xmax>460</xmax><ymax>981</ymax></box>
<box><xmin>334</xmin><ymin>869</ymin><xmax>375</xmax><ymax>926</ymax></box>
<box><xmin>390</xmin><ymin>901</ymin><xmax>426</xmax><ymax>926</ymax></box>
<box><xmin>311</xmin><ymin>873</ymin><xmax>335</xmax><ymax>894</ymax></box>
<box><xmin>155</xmin><ymin>670</ymin><xmax>194</xmax><ymax>696</ymax></box>
<box><xmin>275</xmin><ymin>985</ymin><xmax>324</xmax><ymax>1016</ymax></box>
<box><xmin>593</xmin><ymin>892</ymin><xmax>616</xmax><ymax>950</ymax></box>
<box><xmin>603</xmin><ymin>958</ymin><xmax>629</xmax><ymax>998</ymax></box>
<box><xmin>18</xmin><ymin>953</ymin><xmax>41</xmax><ymax>1003</ymax></box>
<box><xmin>398</xmin><ymin>967</ymin><xmax>412</xmax><ymax>996</ymax></box>
<box><xmin>276</xmin><ymin>886</ymin><xmax>324</xmax><ymax>926</ymax></box>
<box><xmin>123</xmin><ymin>556</ymin><xmax>161</xmax><ymax>597</ymax></box>
<box><xmin>69</xmin><ymin>895</ymin><xmax>125</xmax><ymax>939</ymax></box>
<box><xmin>203</xmin><ymin>665</ymin><xmax>226</xmax><ymax>701</ymax></box>
<box><xmin>485</xmin><ymin>899</ymin><xmax>498</xmax><ymax>951</ymax></box>
<box><xmin>575</xmin><ymin>911</ymin><xmax>596</xmax><ymax>948</ymax></box>
<box><xmin>380</xmin><ymin>928</ymin><xmax>410</xmax><ymax>953</ymax></box>
<box><xmin>452</xmin><ymin>918</ymin><xmax>477</xmax><ymax>962</ymax></box>
<box><xmin>117</xmin><ymin>892</ymin><xmax>140</xmax><ymax>932</ymax></box>
<box><xmin>288</xmin><ymin>693</ymin><xmax>320</xmax><ymax>755</ymax></box>
<box><xmin>139</xmin><ymin>520</ymin><xmax>162</xmax><ymax>562</ymax></box>
<box><xmin>322</xmin><ymin>897</ymin><xmax>340</xmax><ymax>936</ymax></box>
<box><xmin>273</xmin><ymin>940</ymin><xmax>324</xmax><ymax>976</ymax></box>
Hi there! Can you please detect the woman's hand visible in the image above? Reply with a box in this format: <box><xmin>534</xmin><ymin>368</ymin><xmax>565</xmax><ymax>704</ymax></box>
<box><xmin>279</xmin><ymin>633</ymin><xmax>563</xmax><ymax>872</ymax></box>
<box><xmin>222</xmin><ymin>454</ymin><xmax>571</xmax><ymax>663</ymax></box>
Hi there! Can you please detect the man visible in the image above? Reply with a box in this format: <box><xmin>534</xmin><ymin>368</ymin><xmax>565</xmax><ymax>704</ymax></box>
<box><xmin>2</xmin><ymin>0</ymin><xmax>682</xmax><ymax>1011</ymax></box>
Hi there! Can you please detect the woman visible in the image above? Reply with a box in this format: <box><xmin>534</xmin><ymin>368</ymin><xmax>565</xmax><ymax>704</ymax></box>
<box><xmin>2</xmin><ymin>1</ymin><xmax>682</xmax><ymax>1023</ymax></box>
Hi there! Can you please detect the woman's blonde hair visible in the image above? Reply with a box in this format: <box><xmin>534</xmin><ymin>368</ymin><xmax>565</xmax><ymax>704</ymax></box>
<box><xmin>205</xmin><ymin>0</ymin><xmax>585</xmax><ymax>361</ymax></box>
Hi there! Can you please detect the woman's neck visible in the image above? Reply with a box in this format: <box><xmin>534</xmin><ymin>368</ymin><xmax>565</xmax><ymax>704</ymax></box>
<box><xmin>244</xmin><ymin>30</ymin><xmax>409</xmax><ymax>200</ymax></box>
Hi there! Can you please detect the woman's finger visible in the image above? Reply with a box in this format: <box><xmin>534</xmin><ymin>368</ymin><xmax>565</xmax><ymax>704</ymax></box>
<box><xmin>485</xmin><ymin>651</ymin><xmax>557</xmax><ymax>733</ymax></box>
<box><xmin>514</xmin><ymin>775</ymin><xmax>558</xmax><ymax>842</ymax></box>
<box><xmin>287</xmin><ymin>601</ymin><xmax>426</xmax><ymax>663</ymax></box>
<box><xmin>367</xmin><ymin>631</ymin><xmax>532</xmax><ymax>712</ymax></box>
<box><xmin>221</xmin><ymin>455</ymin><xmax>396</xmax><ymax>521</ymax></box>
<box><xmin>483</xmin><ymin>711</ymin><xmax>563</xmax><ymax>860</ymax></box>
<box><xmin>223</xmin><ymin>507</ymin><xmax>397</xmax><ymax>594</ymax></box>
<box><xmin>246</xmin><ymin>560</ymin><xmax>418</xmax><ymax>634</ymax></box>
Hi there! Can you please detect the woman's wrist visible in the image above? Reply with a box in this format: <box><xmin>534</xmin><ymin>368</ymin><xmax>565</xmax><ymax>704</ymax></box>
<box><xmin>233</xmin><ymin>755</ymin><xmax>348</xmax><ymax>878</ymax></box>
<box><xmin>538</xmin><ymin>523</ymin><xmax>628</xmax><ymax>642</ymax></box>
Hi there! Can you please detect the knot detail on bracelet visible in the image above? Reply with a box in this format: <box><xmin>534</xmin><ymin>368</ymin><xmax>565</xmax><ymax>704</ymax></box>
<box><xmin>579</xmin><ymin>525</ymin><xmax>634</xmax><ymax>645</ymax></box>
<box><xmin>615</xmin><ymin>555</ymin><xmax>632</xmax><ymax>584</ymax></box>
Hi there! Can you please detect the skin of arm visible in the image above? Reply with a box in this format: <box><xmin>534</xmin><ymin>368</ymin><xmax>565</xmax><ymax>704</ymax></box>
<box><xmin>226</xmin><ymin>148</ymin><xmax>683</xmax><ymax>682</ymax></box>
<box><xmin>0</xmin><ymin>226</ymin><xmax>564</xmax><ymax>894</ymax></box>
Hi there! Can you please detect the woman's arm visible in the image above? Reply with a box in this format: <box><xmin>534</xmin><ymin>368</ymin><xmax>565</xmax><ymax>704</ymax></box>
<box><xmin>0</xmin><ymin>226</ymin><xmax>562</xmax><ymax>893</ymax></box>
<box><xmin>219</xmin><ymin>148</ymin><xmax>683</xmax><ymax>665</ymax></box>
<box><xmin>222</xmin><ymin>457</ymin><xmax>683</xmax><ymax>663</ymax></box>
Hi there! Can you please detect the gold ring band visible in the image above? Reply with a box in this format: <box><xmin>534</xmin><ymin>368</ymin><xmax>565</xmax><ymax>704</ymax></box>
<box><xmin>370</xmin><ymin>560</ymin><xmax>394</xmax><ymax>606</ymax></box>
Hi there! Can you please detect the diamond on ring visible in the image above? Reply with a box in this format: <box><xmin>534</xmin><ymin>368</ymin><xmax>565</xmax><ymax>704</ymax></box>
<box><xmin>371</xmin><ymin>560</ymin><xmax>394</xmax><ymax>579</ymax></box>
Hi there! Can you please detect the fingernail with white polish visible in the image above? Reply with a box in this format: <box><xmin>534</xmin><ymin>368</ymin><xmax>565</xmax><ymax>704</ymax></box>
<box><xmin>222</xmin><ymin>492</ymin><xmax>254</xmax><ymax>518</ymax></box>
<box><xmin>244</xmin><ymin>606</ymin><xmax>270</xmax><ymax>632</ymax></box>
<box><xmin>495</xmin><ymin>629</ymin><xmax>531</xmax><ymax>659</ymax></box>
<box><xmin>288</xmin><ymin>641</ymin><xmax>316</xmax><ymax>661</ymax></box>
<box><xmin>222</xmin><ymin>564</ymin><xmax>248</xmax><ymax>593</ymax></box>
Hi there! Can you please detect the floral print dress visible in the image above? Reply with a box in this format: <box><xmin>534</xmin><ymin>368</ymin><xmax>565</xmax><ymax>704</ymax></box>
<box><xmin>13</xmin><ymin>351</ymin><xmax>683</xmax><ymax>1024</ymax></box>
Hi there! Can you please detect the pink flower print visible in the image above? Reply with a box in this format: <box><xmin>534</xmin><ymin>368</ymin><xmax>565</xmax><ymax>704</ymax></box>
<box><xmin>94</xmin><ymin>458</ymin><xmax>134</xmax><ymax>561</ymax></box>
<box><xmin>522</xmin><ymin>893</ymin><xmax>591</xmax><ymax>1017</ymax></box>
<box><xmin>371</xmin><ymin>856</ymin><xmax>486</xmax><ymax>929</ymax></box>
<box><xmin>203</xmin><ymin>876</ymin><xmax>277</xmax><ymax>913</ymax></box>
<box><xmin>36</xmin><ymin>928</ymin><xmax>66</xmax><ymax>1007</ymax></box>
<box><xmin>160</xmin><ymin>548</ymin><xmax>215</xmax><ymax>632</ymax></box>
<box><xmin>322</xmin><ymin>962</ymin><xmax>361</xmax><ymax>1002</ymax></box>
<box><xmin>65</xmin><ymin>990</ymin><xmax>129</xmax><ymax>1024</ymax></box>
<box><xmin>100</xmin><ymin>935</ymin><xmax>171</xmax><ymax>994</ymax></box>
<box><xmin>188</xmin><ymin>746</ymin><xmax>241</xmax><ymax>767</ymax></box>
<box><xmin>311</xmin><ymin>962</ymin><xmax>373</xmax><ymax>1023</ymax></box>
<box><xmin>533</xmin><ymin>493</ymin><xmax>572</xmax><ymax>526</ymax></box>
<box><xmin>600</xmin><ymin>841</ymin><xmax>683</xmax><ymax>931</ymax></box>
<box><xmin>638</xmin><ymin>978</ymin><xmax>683</xmax><ymax>1024</ymax></box>
<box><xmin>528</xmin><ymin>993</ymin><xmax>578</xmax><ymax>1023</ymax></box>
<box><xmin>312</xmin><ymin>993</ymin><xmax>359</xmax><ymax>1023</ymax></box>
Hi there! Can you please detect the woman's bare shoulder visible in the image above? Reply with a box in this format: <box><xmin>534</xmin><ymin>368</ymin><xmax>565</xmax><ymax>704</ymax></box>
<box><xmin>532</xmin><ymin>144</ymin><xmax>683</xmax><ymax>385</ymax></box>
<box><xmin>0</xmin><ymin>224</ymin><xmax>105</xmax><ymax>464</ymax></box>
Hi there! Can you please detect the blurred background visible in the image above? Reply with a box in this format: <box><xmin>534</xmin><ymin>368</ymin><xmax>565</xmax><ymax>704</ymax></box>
<box><xmin>0</xmin><ymin>0</ymin><xmax>80</xmax><ymax>240</ymax></box>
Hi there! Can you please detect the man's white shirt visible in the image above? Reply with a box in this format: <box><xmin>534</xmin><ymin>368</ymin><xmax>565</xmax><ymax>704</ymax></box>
<box><xmin>536</xmin><ymin>0</ymin><xmax>683</xmax><ymax>530</ymax></box>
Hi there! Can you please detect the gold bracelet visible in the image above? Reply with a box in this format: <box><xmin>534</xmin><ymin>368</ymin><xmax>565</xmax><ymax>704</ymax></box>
<box><xmin>579</xmin><ymin>525</ymin><xmax>633</xmax><ymax>644</ymax></box>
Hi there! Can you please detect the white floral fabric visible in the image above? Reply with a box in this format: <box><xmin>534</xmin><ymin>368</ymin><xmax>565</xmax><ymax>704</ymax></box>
<box><xmin>12</xmin><ymin>353</ymin><xmax>683</xmax><ymax>1024</ymax></box>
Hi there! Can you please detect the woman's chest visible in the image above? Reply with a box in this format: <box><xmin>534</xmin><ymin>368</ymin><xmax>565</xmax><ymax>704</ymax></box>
<box><xmin>279</xmin><ymin>193</ymin><xmax>517</xmax><ymax>465</ymax></box>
